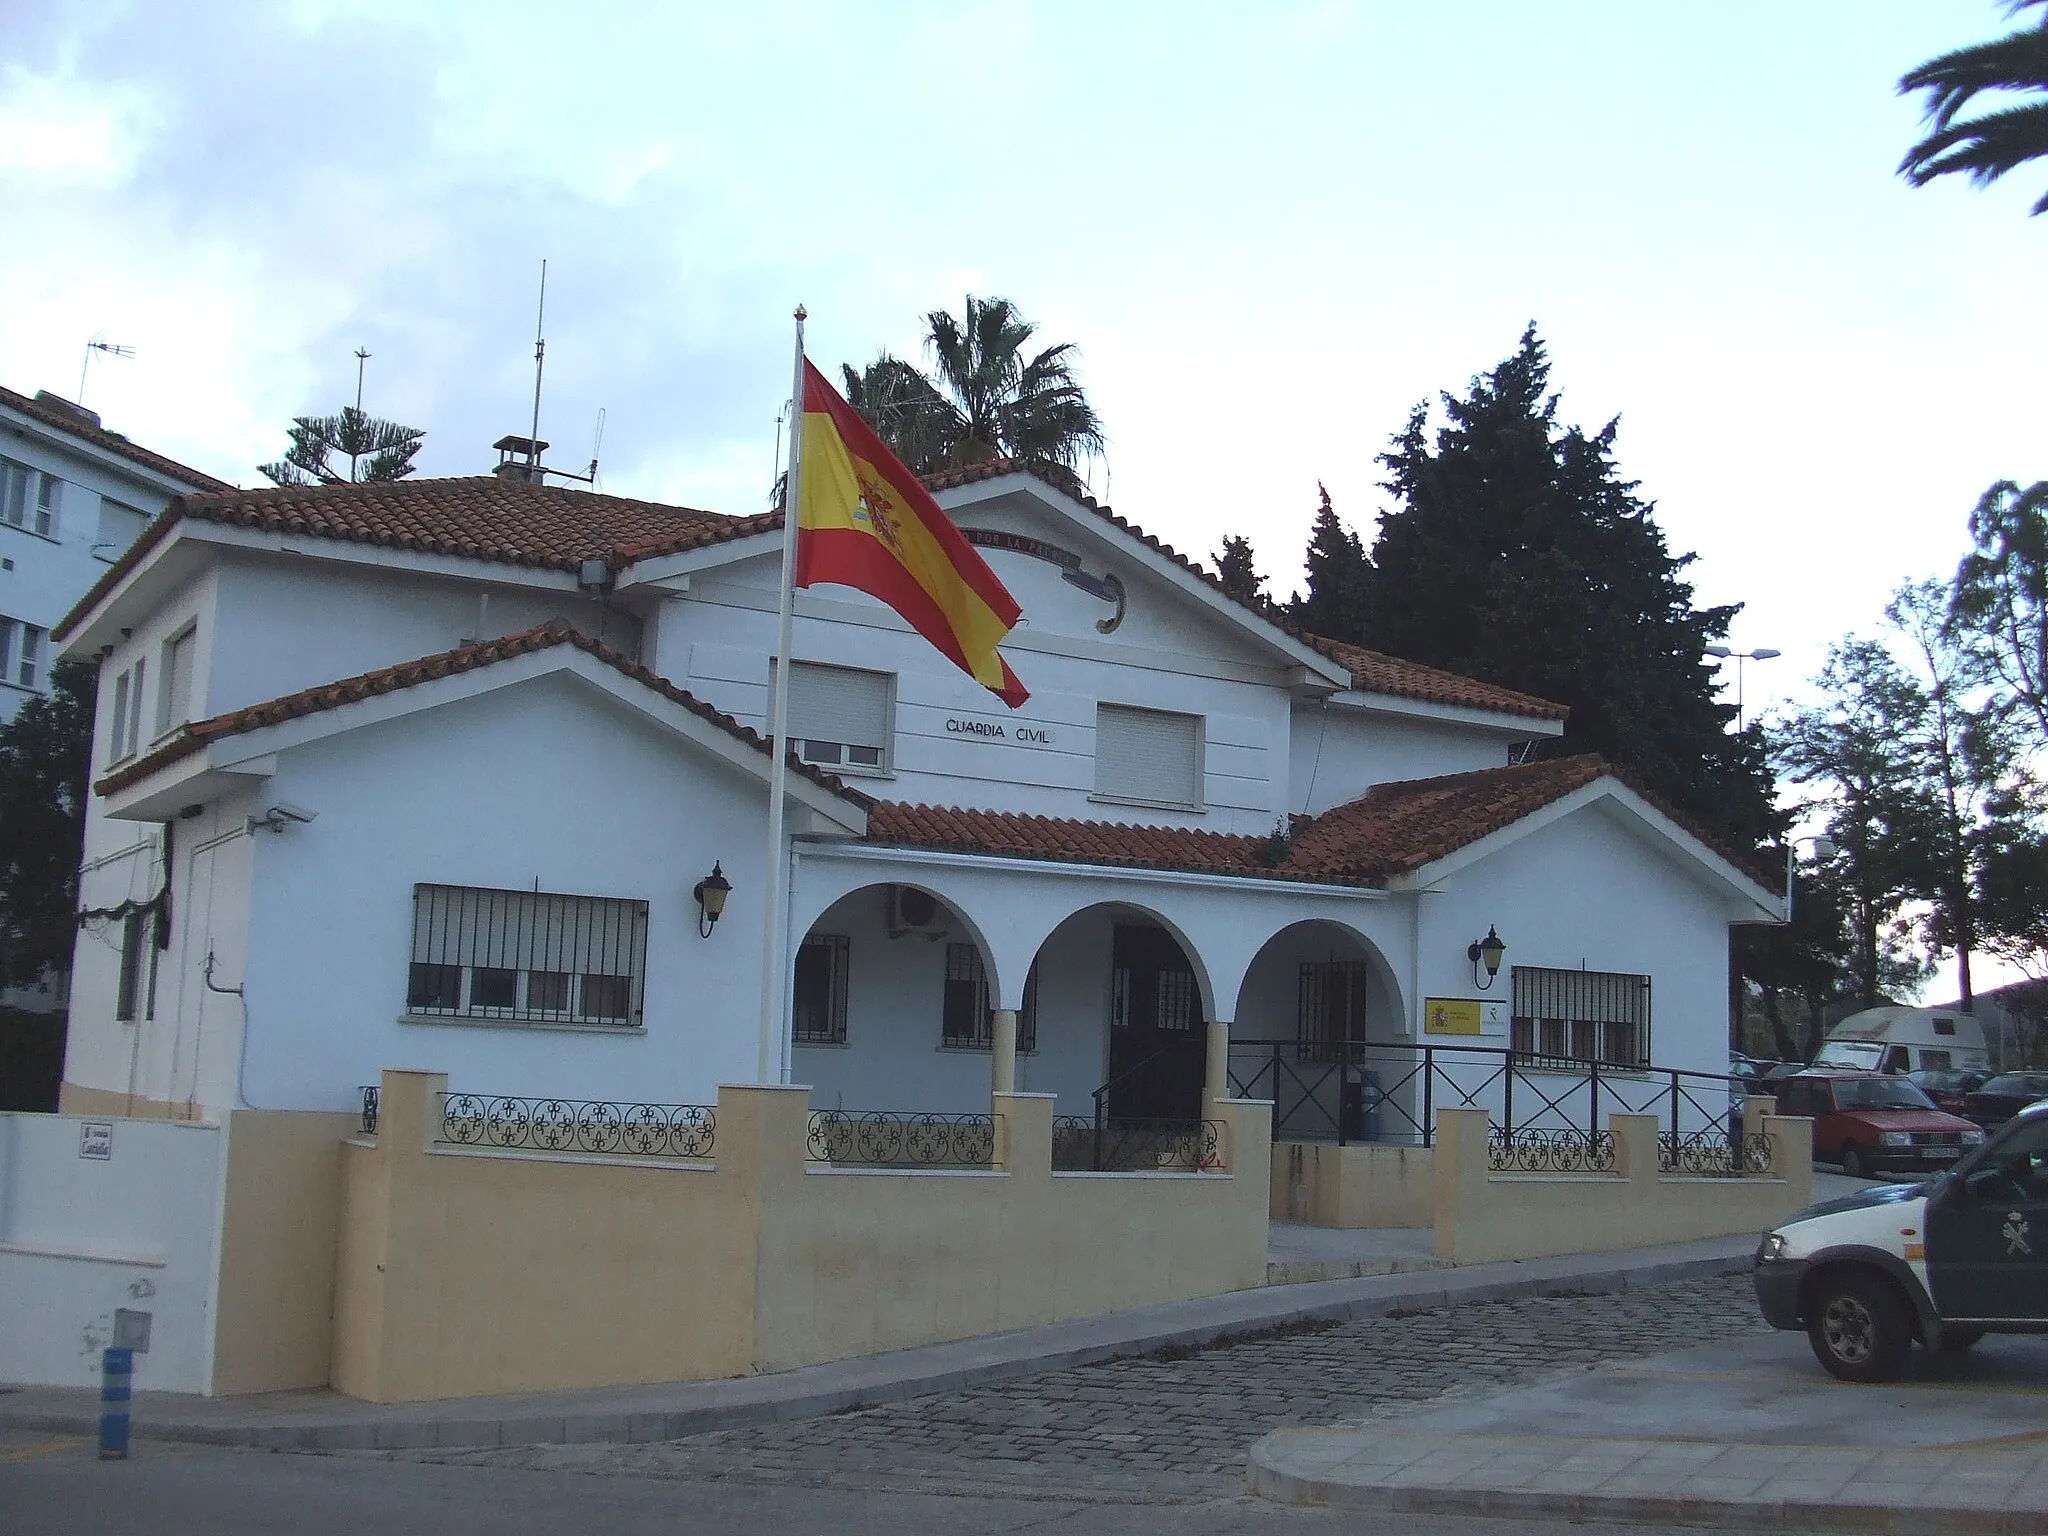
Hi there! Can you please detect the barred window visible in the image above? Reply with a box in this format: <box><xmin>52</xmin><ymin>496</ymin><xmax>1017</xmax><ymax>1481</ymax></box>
<box><xmin>406</xmin><ymin>883</ymin><xmax>648</xmax><ymax>1027</ymax></box>
<box><xmin>793</xmin><ymin>933</ymin><xmax>849</xmax><ymax>1044</ymax></box>
<box><xmin>941</xmin><ymin>946</ymin><xmax>1037</xmax><ymax>1051</ymax></box>
<box><xmin>1298</xmin><ymin>960</ymin><xmax>1372</xmax><ymax>1063</ymax></box>
<box><xmin>1510</xmin><ymin>965</ymin><xmax>1651</xmax><ymax>1068</ymax></box>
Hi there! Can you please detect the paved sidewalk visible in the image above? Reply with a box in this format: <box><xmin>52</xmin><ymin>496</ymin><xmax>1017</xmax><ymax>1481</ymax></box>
<box><xmin>1250</xmin><ymin>1332</ymin><xmax>2048</xmax><ymax>1533</ymax></box>
<box><xmin>0</xmin><ymin>1233</ymin><xmax>1753</xmax><ymax>1452</ymax></box>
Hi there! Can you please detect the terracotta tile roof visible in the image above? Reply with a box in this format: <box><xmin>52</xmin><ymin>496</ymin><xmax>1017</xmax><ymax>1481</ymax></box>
<box><xmin>0</xmin><ymin>384</ymin><xmax>236</xmax><ymax>496</ymax></box>
<box><xmin>57</xmin><ymin>475</ymin><xmax>778</xmax><ymax>641</ymax></box>
<box><xmin>924</xmin><ymin>460</ymin><xmax>1567</xmax><ymax>723</ymax></box>
<box><xmin>1303</xmin><ymin>637</ymin><xmax>1569</xmax><ymax>722</ymax></box>
<box><xmin>94</xmin><ymin>618</ymin><xmax>871</xmax><ymax>807</ymax></box>
<box><xmin>863</xmin><ymin>754</ymin><xmax>1770</xmax><ymax>891</ymax></box>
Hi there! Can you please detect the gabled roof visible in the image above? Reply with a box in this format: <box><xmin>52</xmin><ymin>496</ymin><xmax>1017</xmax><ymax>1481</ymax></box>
<box><xmin>0</xmin><ymin>384</ymin><xmax>235</xmax><ymax>494</ymax></box>
<box><xmin>861</xmin><ymin>754</ymin><xmax>1769</xmax><ymax>893</ymax></box>
<box><xmin>1304</xmin><ymin>637</ymin><xmax>1569</xmax><ymax>723</ymax></box>
<box><xmin>94</xmin><ymin>618</ymin><xmax>871</xmax><ymax>807</ymax></box>
<box><xmin>57</xmin><ymin>476</ymin><xmax>777</xmax><ymax>641</ymax></box>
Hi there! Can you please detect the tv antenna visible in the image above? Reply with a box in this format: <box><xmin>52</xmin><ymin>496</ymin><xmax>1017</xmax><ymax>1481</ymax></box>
<box><xmin>528</xmin><ymin>260</ymin><xmax>547</xmax><ymax>476</ymax></box>
<box><xmin>79</xmin><ymin>336</ymin><xmax>136</xmax><ymax>407</ymax></box>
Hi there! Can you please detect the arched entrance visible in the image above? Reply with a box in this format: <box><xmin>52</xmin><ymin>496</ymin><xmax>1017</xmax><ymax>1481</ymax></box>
<box><xmin>1027</xmin><ymin>901</ymin><xmax>1211</xmax><ymax>1126</ymax></box>
<box><xmin>1231</xmin><ymin>919</ymin><xmax>1407</xmax><ymax>1143</ymax></box>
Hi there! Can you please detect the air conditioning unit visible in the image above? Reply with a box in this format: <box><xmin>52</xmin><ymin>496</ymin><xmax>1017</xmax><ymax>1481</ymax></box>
<box><xmin>887</xmin><ymin>885</ymin><xmax>948</xmax><ymax>939</ymax></box>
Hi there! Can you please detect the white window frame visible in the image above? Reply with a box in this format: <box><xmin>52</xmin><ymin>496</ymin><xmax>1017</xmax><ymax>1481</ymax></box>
<box><xmin>403</xmin><ymin>882</ymin><xmax>650</xmax><ymax>1030</ymax></box>
<box><xmin>1091</xmin><ymin>702</ymin><xmax>1206</xmax><ymax>811</ymax></box>
<box><xmin>157</xmin><ymin>623</ymin><xmax>198</xmax><ymax>738</ymax></box>
<box><xmin>0</xmin><ymin>616</ymin><xmax>45</xmax><ymax>692</ymax></box>
<box><xmin>0</xmin><ymin>458</ymin><xmax>58</xmax><ymax>540</ymax></box>
<box><xmin>781</xmin><ymin>659</ymin><xmax>895</xmax><ymax>777</ymax></box>
<box><xmin>107</xmin><ymin>657</ymin><xmax>145</xmax><ymax>762</ymax></box>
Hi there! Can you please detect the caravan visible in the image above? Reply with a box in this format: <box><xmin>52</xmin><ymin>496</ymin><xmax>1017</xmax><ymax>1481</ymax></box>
<box><xmin>1814</xmin><ymin>1005</ymin><xmax>1992</xmax><ymax>1076</ymax></box>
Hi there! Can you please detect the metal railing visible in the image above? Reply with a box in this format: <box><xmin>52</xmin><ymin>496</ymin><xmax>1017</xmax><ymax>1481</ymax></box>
<box><xmin>1052</xmin><ymin>1115</ymin><xmax>1223</xmax><ymax>1172</ymax></box>
<box><xmin>807</xmin><ymin>1110</ymin><xmax>997</xmax><ymax>1167</ymax></box>
<box><xmin>1228</xmin><ymin>1038</ymin><xmax>1759</xmax><ymax>1172</ymax></box>
<box><xmin>437</xmin><ymin>1093</ymin><xmax>714</xmax><ymax>1159</ymax></box>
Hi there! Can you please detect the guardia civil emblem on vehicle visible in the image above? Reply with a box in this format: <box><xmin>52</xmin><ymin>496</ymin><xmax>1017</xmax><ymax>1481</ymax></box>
<box><xmin>2005</xmin><ymin>1212</ymin><xmax>2031</xmax><ymax>1257</ymax></box>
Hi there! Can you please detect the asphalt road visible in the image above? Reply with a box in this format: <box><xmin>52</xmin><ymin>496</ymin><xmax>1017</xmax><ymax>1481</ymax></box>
<box><xmin>0</xmin><ymin>1433</ymin><xmax>1777</xmax><ymax>1536</ymax></box>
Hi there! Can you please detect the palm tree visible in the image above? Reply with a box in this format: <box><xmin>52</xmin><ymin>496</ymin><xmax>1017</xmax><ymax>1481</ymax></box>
<box><xmin>1898</xmin><ymin>1</ymin><xmax>2048</xmax><ymax>214</ymax></box>
<box><xmin>843</xmin><ymin>296</ymin><xmax>1105</xmax><ymax>478</ymax></box>
<box><xmin>260</xmin><ymin>406</ymin><xmax>425</xmax><ymax>487</ymax></box>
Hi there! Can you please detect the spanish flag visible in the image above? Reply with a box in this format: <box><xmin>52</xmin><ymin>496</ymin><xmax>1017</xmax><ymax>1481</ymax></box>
<box><xmin>794</xmin><ymin>361</ymin><xmax>1029</xmax><ymax>708</ymax></box>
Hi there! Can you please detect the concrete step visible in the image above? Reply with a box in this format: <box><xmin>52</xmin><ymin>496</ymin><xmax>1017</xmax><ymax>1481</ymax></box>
<box><xmin>1264</xmin><ymin>1255</ymin><xmax>1455</xmax><ymax>1286</ymax></box>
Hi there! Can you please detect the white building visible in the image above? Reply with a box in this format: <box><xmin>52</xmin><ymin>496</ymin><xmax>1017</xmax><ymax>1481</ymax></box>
<box><xmin>52</xmin><ymin>456</ymin><xmax>1783</xmax><ymax>1135</ymax></box>
<box><xmin>1</xmin><ymin>384</ymin><xmax>230</xmax><ymax>724</ymax></box>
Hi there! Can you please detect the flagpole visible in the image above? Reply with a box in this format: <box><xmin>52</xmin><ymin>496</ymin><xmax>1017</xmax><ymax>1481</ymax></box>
<box><xmin>757</xmin><ymin>306</ymin><xmax>807</xmax><ymax>1084</ymax></box>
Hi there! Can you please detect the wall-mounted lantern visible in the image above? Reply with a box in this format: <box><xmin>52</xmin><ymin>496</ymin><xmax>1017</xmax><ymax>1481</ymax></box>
<box><xmin>1467</xmin><ymin>925</ymin><xmax>1506</xmax><ymax>990</ymax></box>
<box><xmin>693</xmin><ymin>862</ymin><xmax>732</xmax><ymax>938</ymax></box>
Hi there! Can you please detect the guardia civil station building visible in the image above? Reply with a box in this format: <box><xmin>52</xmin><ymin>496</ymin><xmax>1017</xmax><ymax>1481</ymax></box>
<box><xmin>54</xmin><ymin>455</ymin><xmax>1782</xmax><ymax>1133</ymax></box>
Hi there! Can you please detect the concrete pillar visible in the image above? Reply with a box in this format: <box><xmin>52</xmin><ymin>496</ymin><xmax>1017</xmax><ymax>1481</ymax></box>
<box><xmin>991</xmin><ymin>1009</ymin><xmax>1018</xmax><ymax>1096</ymax></box>
<box><xmin>1203</xmin><ymin>1019</ymin><xmax>1230</xmax><ymax>1111</ymax></box>
<box><xmin>1608</xmin><ymin>1113</ymin><xmax>1660</xmax><ymax>1185</ymax></box>
<box><xmin>1762</xmin><ymin>1112</ymin><xmax>1814</xmax><ymax>1208</ymax></box>
<box><xmin>993</xmin><ymin>1091</ymin><xmax>1053</xmax><ymax>1177</ymax></box>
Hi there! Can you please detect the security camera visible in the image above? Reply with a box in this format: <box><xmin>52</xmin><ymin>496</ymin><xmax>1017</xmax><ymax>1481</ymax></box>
<box><xmin>248</xmin><ymin>802</ymin><xmax>318</xmax><ymax>834</ymax></box>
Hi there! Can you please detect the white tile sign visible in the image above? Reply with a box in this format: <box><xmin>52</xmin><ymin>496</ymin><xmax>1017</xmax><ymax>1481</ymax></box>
<box><xmin>78</xmin><ymin>1121</ymin><xmax>114</xmax><ymax>1161</ymax></box>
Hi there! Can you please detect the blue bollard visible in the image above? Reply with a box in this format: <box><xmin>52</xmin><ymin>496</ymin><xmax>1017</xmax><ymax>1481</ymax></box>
<box><xmin>98</xmin><ymin>1345</ymin><xmax>132</xmax><ymax>1460</ymax></box>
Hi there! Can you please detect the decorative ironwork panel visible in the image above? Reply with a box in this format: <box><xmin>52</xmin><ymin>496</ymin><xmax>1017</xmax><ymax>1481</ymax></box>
<box><xmin>437</xmin><ymin>1093</ymin><xmax>713</xmax><ymax>1159</ymax></box>
<box><xmin>1486</xmin><ymin>1126</ymin><xmax>1617</xmax><ymax>1174</ymax></box>
<box><xmin>359</xmin><ymin>1085</ymin><xmax>379</xmax><ymax>1136</ymax></box>
<box><xmin>806</xmin><ymin>1110</ymin><xmax>996</xmax><ymax>1167</ymax></box>
<box><xmin>1660</xmin><ymin>1131</ymin><xmax>1773</xmax><ymax>1177</ymax></box>
<box><xmin>1051</xmin><ymin>1116</ymin><xmax>1223</xmax><ymax>1173</ymax></box>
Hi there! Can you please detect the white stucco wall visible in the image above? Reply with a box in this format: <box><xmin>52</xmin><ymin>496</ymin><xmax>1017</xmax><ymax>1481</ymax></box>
<box><xmin>0</xmin><ymin>1113</ymin><xmax>223</xmax><ymax>1392</ymax></box>
<box><xmin>1290</xmin><ymin>702</ymin><xmax>1529</xmax><ymax>816</ymax></box>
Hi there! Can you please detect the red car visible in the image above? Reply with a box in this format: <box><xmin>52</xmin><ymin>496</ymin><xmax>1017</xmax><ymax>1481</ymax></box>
<box><xmin>1772</xmin><ymin>1070</ymin><xmax>1988</xmax><ymax>1180</ymax></box>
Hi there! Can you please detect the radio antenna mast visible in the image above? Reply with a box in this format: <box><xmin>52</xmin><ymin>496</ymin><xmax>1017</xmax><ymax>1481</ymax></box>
<box><xmin>528</xmin><ymin>260</ymin><xmax>548</xmax><ymax>475</ymax></box>
<box><xmin>78</xmin><ymin>335</ymin><xmax>136</xmax><ymax>407</ymax></box>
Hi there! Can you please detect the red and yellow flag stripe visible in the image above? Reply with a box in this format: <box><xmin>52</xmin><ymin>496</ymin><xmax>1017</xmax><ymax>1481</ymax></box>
<box><xmin>794</xmin><ymin>360</ymin><xmax>1028</xmax><ymax>707</ymax></box>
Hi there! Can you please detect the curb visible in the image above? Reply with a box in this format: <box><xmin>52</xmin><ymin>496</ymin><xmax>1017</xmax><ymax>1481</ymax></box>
<box><xmin>1246</xmin><ymin>1454</ymin><xmax>2028</xmax><ymax>1535</ymax></box>
<box><xmin>2</xmin><ymin>1247</ymin><xmax>1752</xmax><ymax>1453</ymax></box>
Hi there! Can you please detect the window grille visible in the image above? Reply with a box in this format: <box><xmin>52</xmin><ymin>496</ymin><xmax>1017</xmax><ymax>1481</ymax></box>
<box><xmin>114</xmin><ymin>910</ymin><xmax>146</xmax><ymax>1023</ymax></box>
<box><xmin>1156</xmin><ymin>968</ymin><xmax>1196</xmax><ymax>1030</ymax></box>
<box><xmin>1093</xmin><ymin>703</ymin><xmax>1203</xmax><ymax>807</ymax></box>
<box><xmin>406</xmin><ymin>883</ymin><xmax>648</xmax><ymax>1027</ymax></box>
<box><xmin>785</xmin><ymin>660</ymin><xmax>892</xmax><ymax>772</ymax></box>
<box><xmin>939</xmin><ymin>948</ymin><xmax>1038</xmax><ymax>1051</ymax></box>
<box><xmin>1509</xmin><ymin>965</ymin><xmax>1651</xmax><ymax>1068</ymax></box>
<box><xmin>1298</xmin><ymin>960</ymin><xmax>1372</xmax><ymax>1062</ymax></box>
<box><xmin>793</xmin><ymin>933</ymin><xmax>849</xmax><ymax>1044</ymax></box>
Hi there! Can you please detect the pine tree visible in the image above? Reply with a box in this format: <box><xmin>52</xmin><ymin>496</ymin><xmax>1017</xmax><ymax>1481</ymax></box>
<box><xmin>1213</xmin><ymin>534</ymin><xmax>1265</xmax><ymax>605</ymax></box>
<box><xmin>260</xmin><ymin>406</ymin><xmax>424</xmax><ymax>487</ymax></box>
<box><xmin>1290</xmin><ymin>484</ymin><xmax>1370</xmax><ymax>643</ymax></box>
<box><xmin>1361</xmin><ymin>326</ymin><xmax>1774</xmax><ymax>849</ymax></box>
<box><xmin>0</xmin><ymin>660</ymin><xmax>94</xmax><ymax>988</ymax></box>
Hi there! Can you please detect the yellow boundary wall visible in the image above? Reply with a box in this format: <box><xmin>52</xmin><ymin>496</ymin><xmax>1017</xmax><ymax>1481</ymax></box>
<box><xmin>331</xmin><ymin>1072</ymin><xmax>1272</xmax><ymax>1402</ymax></box>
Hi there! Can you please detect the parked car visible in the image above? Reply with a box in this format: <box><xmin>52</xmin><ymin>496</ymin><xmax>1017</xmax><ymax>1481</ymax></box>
<box><xmin>1959</xmin><ymin>1072</ymin><xmax>2048</xmax><ymax>1133</ymax></box>
<box><xmin>1754</xmin><ymin>1098</ymin><xmax>2048</xmax><ymax>1382</ymax></box>
<box><xmin>1771</xmin><ymin>1071</ymin><xmax>1988</xmax><ymax>1180</ymax></box>
<box><xmin>1905</xmin><ymin>1067</ymin><xmax>1993</xmax><ymax>1116</ymax></box>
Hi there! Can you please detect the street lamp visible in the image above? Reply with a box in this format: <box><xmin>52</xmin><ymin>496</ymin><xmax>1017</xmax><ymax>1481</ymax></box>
<box><xmin>1785</xmin><ymin>835</ymin><xmax>1837</xmax><ymax>922</ymax></box>
<box><xmin>1705</xmin><ymin>646</ymin><xmax>1781</xmax><ymax>730</ymax></box>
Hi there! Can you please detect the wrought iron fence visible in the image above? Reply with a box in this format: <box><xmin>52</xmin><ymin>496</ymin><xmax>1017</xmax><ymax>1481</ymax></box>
<box><xmin>1052</xmin><ymin>1116</ymin><xmax>1223</xmax><ymax>1173</ymax></box>
<box><xmin>437</xmin><ymin>1093</ymin><xmax>714</xmax><ymax>1159</ymax></box>
<box><xmin>806</xmin><ymin>1110</ymin><xmax>996</xmax><ymax>1167</ymax></box>
<box><xmin>1227</xmin><ymin>1038</ymin><xmax>1756</xmax><ymax>1158</ymax></box>
<box><xmin>1661</xmin><ymin>1130</ymin><xmax>1776</xmax><ymax>1177</ymax></box>
<box><xmin>360</xmin><ymin>1085</ymin><xmax>379</xmax><ymax>1136</ymax></box>
<box><xmin>1487</xmin><ymin>1126</ymin><xmax>1615</xmax><ymax>1173</ymax></box>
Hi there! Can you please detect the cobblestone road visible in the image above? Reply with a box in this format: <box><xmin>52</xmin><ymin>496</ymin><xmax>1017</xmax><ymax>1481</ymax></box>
<box><xmin>393</xmin><ymin>1274</ymin><xmax>1771</xmax><ymax>1501</ymax></box>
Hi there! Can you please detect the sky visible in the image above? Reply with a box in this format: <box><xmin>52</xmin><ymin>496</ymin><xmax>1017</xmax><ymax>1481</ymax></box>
<box><xmin>4</xmin><ymin>0</ymin><xmax>2041</xmax><ymax>998</ymax></box>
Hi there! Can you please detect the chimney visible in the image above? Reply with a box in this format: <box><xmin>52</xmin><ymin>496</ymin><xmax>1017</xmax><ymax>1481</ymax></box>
<box><xmin>492</xmin><ymin>433</ymin><xmax>549</xmax><ymax>482</ymax></box>
<box><xmin>35</xmin><ymin>391</ymin><xmax>102</xmax><ymax>430</ymax></box>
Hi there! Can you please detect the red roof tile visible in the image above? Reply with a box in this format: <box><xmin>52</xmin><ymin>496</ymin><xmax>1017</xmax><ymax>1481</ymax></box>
<box><xmin>94</xmin><ymin>618</ymin><xmax>871</xmax><ymax>807</ymax></box>
<box><xmin>1304</xmin><ymin>637</ymin><xmax>1569</xmax><ymax>723</ymax></box>
<box><xmin>863</xmin><ymin>755</ymin><xmax>1768</xmax><ymax>890</ymax></box>
<box><xmin>57</xmin><ymin>476</ymin><xmax>776</xmax><ymax>641</ymax></box>
<box><xmin>0</xmin><ymin>384</ymin><xmax>235</xmax><ymax>496</ymax></box>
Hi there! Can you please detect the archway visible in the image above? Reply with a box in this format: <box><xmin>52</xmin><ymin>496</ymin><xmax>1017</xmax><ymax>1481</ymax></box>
<box><xmin>790</xmin><ymin>881</ymin><xmax>1001</xmax><ymax>1115</ymax></box>
<box><xmin>1231</xmin><ymin>919</ymin><xmax>1408</xmax><ymax>1143</ymax></box>
<box><xmin>1024</xmin><ymin>901</ymin><xmax>1212</xmax><ymax>1126</ymax></box>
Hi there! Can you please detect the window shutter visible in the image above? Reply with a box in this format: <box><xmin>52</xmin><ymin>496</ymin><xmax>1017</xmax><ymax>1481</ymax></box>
<box><xmin>788</xmin><ymin>662</ymin><xmax>890</xmax><ymax>752</ymax></box>
<box><xmin>1094</xmin><ymin>704</ymin><xmax>1201</xmax><ymax>805</ymax></box>
<box><xmin>163</xmin><ymin>630</ymin><xmax>196</xmax><ymax>730</ymax></box>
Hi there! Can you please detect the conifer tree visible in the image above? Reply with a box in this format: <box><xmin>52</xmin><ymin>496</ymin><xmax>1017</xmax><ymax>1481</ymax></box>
<box><xmin>1213</xmin><ymin>534</ymin><xmax>1265</xmax><ymax>605</ymax></box>
<box><xmin>1290</xmin><ymin>483</ymin><xmax>1370</xmax><ymax>643</ymax></box>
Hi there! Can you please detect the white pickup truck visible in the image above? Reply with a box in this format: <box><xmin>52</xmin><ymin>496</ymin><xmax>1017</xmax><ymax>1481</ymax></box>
<box><xmin>1754</xmin><ymin>1099</ymin><xmax>2048</xmax><ymax>1381</ymax></box>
